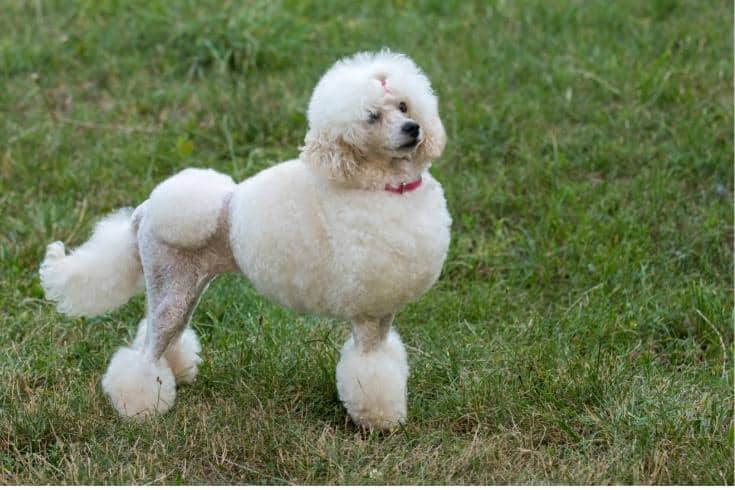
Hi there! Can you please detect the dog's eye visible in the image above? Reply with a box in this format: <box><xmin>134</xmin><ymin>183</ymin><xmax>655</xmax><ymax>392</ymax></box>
<box><xmin>399</xmin><ymin>102</ymin><xmax>407</xmax><ymax>113</ymax></box>
<box><xmin>367</xmin><ymin>111</ymin><xmax>380</xmax><ymax>123</ymax></box>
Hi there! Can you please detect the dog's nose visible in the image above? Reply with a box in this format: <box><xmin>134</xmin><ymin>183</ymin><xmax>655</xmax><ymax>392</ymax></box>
<box><xmin>401</xmin><ymin>122</ymin><xmax>420</xmax><ymax>138</ymax></box>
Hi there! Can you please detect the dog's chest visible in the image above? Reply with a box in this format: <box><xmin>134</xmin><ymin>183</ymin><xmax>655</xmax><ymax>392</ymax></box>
<box><xmin>320</xmin><ymin>182</ymin><xmax>451</xmax><ymax>315</ymax></box>
<box><xmin>229</xmin><ymin>163</ymin><xmax>451</xmax><ymax>319</ymax></box>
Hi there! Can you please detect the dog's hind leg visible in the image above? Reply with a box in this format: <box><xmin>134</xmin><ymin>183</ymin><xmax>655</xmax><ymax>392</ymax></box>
<box><xmin>100</xmin><ymin>233</ymin><xmax>212</xmax><ymax>419</ymax></box>
<box><xmin>100</xmin><ymin>193</ymin><xmax>236</xmax><ymax>419</ymax></box>
<box><xmin>335</xmin><ymin>313</ymin><xmax>409</xmax><ymax>429</ymax></box>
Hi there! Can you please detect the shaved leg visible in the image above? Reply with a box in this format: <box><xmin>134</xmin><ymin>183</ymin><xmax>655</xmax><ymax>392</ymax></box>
<box><xmin>101</xmin><ymin>235</ymin><xmax>215</xmax><ymax>419</ymax></box>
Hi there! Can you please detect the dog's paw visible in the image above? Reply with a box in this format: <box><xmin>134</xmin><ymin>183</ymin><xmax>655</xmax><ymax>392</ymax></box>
<box><xmin>336</xmin><ymin>329</ymin><xmax>409</xmax><ymax>429</ymax></box>
<box><xmin>101</xmin><ymin>347</ymin><xmax>176</xmax><ymax>419</ymax></box>
<box><xmin>165</xmin><ymin>327</ymin><xmax>202</xmax><ymax>385</ymax></box>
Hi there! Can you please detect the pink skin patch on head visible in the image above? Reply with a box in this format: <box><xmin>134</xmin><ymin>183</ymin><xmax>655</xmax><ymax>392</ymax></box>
<box><xmin>380</xmin><ymin>78</ymin><xmax>392</xmax><ymax>95</ymax></box>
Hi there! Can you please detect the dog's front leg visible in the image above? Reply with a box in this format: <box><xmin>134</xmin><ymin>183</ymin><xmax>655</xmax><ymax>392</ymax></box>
<box><xmin>336</xmin><ymin>313</ymin><xmax>409</xmax><ymax>429</ymax></box>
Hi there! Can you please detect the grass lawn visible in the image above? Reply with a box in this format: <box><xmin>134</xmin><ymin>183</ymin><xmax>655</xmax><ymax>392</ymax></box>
<box><xmin>1</xmin><ymin>0</ymin><xmax>732</xmax><ymax>484</ymax></box>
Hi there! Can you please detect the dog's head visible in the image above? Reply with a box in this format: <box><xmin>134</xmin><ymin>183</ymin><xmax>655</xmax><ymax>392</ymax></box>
<box><xmin>300</xmin><ymin>50</ymin><xmax>446</xmax><ymax>189</ymax></box>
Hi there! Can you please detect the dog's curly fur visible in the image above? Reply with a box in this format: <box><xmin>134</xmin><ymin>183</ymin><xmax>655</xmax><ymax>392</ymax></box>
<box><xmin>40</xmin><ymin>50</ymin><xmax>452</xmax><ymax>429</ymax></box>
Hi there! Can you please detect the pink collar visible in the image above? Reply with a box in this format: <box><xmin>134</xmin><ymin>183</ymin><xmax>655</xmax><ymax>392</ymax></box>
<box><xmin>385</xmin><ymin>176</ymin><xmax>422</xmax><ymax>194</ymax></box>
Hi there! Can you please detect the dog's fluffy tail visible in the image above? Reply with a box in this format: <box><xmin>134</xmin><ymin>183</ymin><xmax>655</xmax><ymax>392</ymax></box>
<box><xmin>40</xmin><ymin>208</ymin><xmax>144</xmax><ymax>317</ymax></box>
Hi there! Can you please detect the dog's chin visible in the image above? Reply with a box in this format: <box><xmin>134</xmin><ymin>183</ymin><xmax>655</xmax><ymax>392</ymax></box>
<box><xmin>389</xmin><ymin>148</ymin><xmax>422</xmax><ymax>168</ymax></box>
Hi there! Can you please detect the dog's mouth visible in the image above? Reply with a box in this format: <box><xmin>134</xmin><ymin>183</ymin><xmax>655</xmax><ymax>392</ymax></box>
<box><xmin>394</xmin><ymin>135</ymin><xmax>423</xmax><ymax>152</ymax></box>
<box><xmin>384</xmin><ymin>135</ymin><xmax>423</xmax><ymax>156</ymax></box>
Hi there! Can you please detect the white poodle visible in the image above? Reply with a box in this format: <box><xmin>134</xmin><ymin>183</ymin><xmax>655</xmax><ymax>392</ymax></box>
<box><xmin>39</xmin><ymin>50</ymin><xmax>451</xmax><ymax>429</ymax></box>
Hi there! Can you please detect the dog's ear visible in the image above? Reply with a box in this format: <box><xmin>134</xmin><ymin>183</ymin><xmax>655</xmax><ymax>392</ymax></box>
<box><xmin>417</xmin><ymin>115</ymin><xmax>446</xmax><ymax>163</ymax></box>
<box><xmin>300</xmin><ymin>130</ymin><xmax>364</xmax><ymax>183</ymax></box>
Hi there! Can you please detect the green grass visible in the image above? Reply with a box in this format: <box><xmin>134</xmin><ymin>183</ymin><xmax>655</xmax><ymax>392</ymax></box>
<box><xmin>1</xmin><ymin>0</ymin><xmax>732</xmax><ymax>484</ymax></box>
